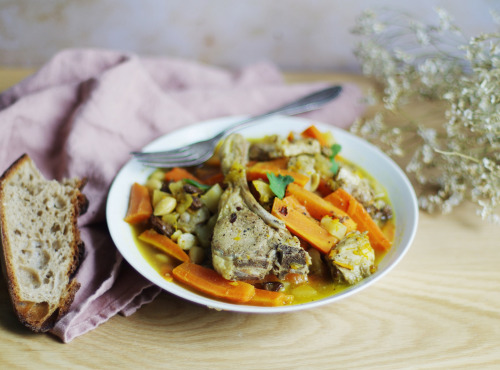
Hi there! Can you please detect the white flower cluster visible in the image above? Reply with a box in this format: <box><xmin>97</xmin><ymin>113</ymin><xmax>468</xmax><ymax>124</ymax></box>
<box><xmin>351</xmin><ymin>8</ymin><xmax>499</xmax><ymax>223</ymax></box>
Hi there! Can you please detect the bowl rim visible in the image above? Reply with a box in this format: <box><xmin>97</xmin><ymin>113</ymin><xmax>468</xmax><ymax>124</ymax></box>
<box><xmin>106</xmin><ymin>115</ymin><xmax>419</xmax><ymax>313</ymax></box>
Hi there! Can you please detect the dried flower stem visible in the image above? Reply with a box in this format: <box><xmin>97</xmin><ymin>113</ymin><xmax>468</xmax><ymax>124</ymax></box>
<box><xmin>433</xmin><ymin>149</ymin><xmax>480</xmax><ymax>164</ymax></box>
<box><xmin>352</xmin><ymin>8</ymin><xmax>500</xmax><ymax>223</ymax></box>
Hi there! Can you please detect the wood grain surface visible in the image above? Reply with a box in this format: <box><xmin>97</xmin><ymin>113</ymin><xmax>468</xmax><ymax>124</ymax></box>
<box><xmin>0</xmin><ymin>70</ymin><xmax>499</xmax><ymax>369</ymax></box>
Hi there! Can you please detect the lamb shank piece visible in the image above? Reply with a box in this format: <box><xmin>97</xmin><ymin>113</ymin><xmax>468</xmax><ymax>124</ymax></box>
<box><xmin>211</xmin><ymin>134</ymin><xmax>310</xmax><ymax>281</ymax></box>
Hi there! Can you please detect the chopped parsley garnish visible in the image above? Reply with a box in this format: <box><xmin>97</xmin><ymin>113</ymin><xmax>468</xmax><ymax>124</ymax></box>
<box><xmin>184</xmin><ymin>179</ymin><xmax>211</xmax><ymax>191</ymax></box>
<box><xmin>266</xmin><ymin>173</ymin><xmax>294</xmax><ymax>199</ymax></box>
<box><xmin>330</xmin><ymin>143</ymin><xmax>342</xmax><ymax>175</ymax></box>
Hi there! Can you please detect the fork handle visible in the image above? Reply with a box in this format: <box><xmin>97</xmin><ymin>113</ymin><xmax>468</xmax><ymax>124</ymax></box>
<box><xmin>217</xmin><ymin>85</ymin><xmax>342</xmax><ymax>139</ymax></box>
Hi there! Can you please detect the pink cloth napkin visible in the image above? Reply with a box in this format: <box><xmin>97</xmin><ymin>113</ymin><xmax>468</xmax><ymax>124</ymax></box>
<box><xmin>0</xmin><ymin>48</ymin><xmax>365</xmax><ymax>342</ymax></box>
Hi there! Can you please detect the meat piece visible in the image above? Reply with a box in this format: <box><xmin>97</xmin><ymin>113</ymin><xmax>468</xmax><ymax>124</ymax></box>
<box><xmin>326</xmin><ymin>231</ymin><xmax>375</xmax><ymax>285</ymax></box>
<box><xmin>287</xmin><ymin>154</ymin><xmax>320</xmax><ymax>191</ymax></box>
<box><xmin>287</xmin><ymin>154</ymin><xmax>316</xmax><ymax>176</ymax></box>
<box><xmin>249</xmin><ymin>135</ymin><xmax>321</xmax><ymax>160</ymax></box>
<box><xmin>335</xmin><ymin>166</ymin><xmax>392</xmax><ymax>224</ymax></box>
<box><xmin>211</xmin><ymin>134</ymin><xmax>310</xmax><ymax>280</ymax></box>
<box><xmin>335</xmin><ymin>166</ymin><xmax>375</xmax><ymax>206</ymax></box>
<box><xmin>248</xmin><ymin>141</ymin><xmax>276</xmax><ymax>161</ymax></box>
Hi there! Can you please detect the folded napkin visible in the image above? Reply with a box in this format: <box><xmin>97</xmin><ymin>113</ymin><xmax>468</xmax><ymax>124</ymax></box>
<box><xmin>0</xmin><ymin>48</ymin><xmax>365</xmax><ymax>342</ymax></box>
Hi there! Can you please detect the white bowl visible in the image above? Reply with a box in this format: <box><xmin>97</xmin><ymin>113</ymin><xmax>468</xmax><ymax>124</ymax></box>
<box><xmin>106</xmin><ymin>115</ymin><xmax>418</xmax><ymax>313</ymax></box>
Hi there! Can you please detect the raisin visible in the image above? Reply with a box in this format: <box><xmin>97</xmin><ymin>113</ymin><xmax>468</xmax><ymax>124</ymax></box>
<box><xmin>149</xmin><ymin>215</ymin><xmax>175</xmax><ymax>237</ymax></box>
<box><xmin>190</xmin><ymin>196</ymin><xmax>203</xmax><ymax>210</ymax></box>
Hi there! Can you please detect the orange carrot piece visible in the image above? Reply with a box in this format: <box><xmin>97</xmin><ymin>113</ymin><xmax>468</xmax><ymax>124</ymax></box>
<box><xmin>246</xmin><ymin>165</ymin><xmax>309</xmax><ymax>187</ymax></box>
<box><xmin>323</xmin><ymin>187</ymin><xmax>349</xmax><ymax>212</ymax></box>
<box><xmin>203</xmin><ymin>172</ymin><xmax>225</xmax><ymax>186</ymax></box>
<box><xmin>138</xmin><ymin>229</ymin><xmax>190</xmax><ymax>263</ymax></box>
<box><xmin>172</xmin><ymin>262</ymin><xmax>256</xmax><ymax>303</ymax></box>
<box><xmin>325</xmin><ymin>188</ymin><xmax>392</xmax><ymax>251</ymax></box>
<box><xmin>124</xmin><ymin>182</ymin><xmax>153</xmax><ymax>224</ymax></box>
<box><xmin>282</xmin><ymin>194</ymin><xmax>311</xmax><ymax>216</ymax></box>
<box><xmin>248</xmin><ymin>158</ymin><xmax>289</xmax><ymax>170</ymax></box>
<box><xmin>347</xmin><ymin>199</ymin><xmax>392</xmax><ymax>251</ymax></box>
<box><xmin>286</xmin><ymin>183</ymin><xmax>357</xmax><ymax>233</ymax></box>
<box><xmin>301</xmin><ymin>125</ymin><xmax>328</xmax><ymax>146</ymax></box>
<box><xmin>272</xmin><ymin>196</ymin><xmax>339</xmax><ymax>254</ymax></box>
<box><xmin>164</xmin><ymin>167</ymin><xmax>203</xmax><ymax>183</ymax></box>
<box><xmin>194</xmin><ymin>166</ymin><xmax>219</xmax><ymax>179</ymax></box>
<box><xmin>194</xmin><ymin>166</ymin><xmax>224</xmax><ymax>185</ymax></box>
<box><xmin>247</xmin><ymin>289</ymin><xmax>294</xmax><ymax>307</ymax></box>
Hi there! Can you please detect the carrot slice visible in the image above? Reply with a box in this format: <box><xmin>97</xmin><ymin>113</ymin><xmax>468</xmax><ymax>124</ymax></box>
<box><xmin>172</xmin><ymin>262</ymin><xmax>256</xmax><ymax>303</ymax></box>
<box><xmin>247</xmin><ymin>289</ymin><xmax>294</xmax><ymax>307</ymax></box>
<box><xmin>347</xmin><ymin>198</ymin><xmax>392</xmax><ymax>251</ymax></box>
<box><xmin>194</xmin><ymin>166</ymin><xmax>225</xmax><ymax>186</ymax></box>
<box><xmin>323</xmin><ymin>187</ymin><xmax>349</xmax><ymax>212</ymax></box>
<box><xmin>272</xmin><ymin>196</ymin><xmax>339</xmax><ymax>254</ymax></box>
<box><xmin>247</xmin><ymin>158</ymin><xmax>289</xmax><ymax>170</ymax></box>
<box><xmin>138</xmin><ymin>229</ymin><xmax>190</xmax><ymax>263</ymax></box>
<box><xmin>246</xmin><ymin>165</ymin><xmax>309</xmax><ymax>187</ymax></box>
<box><xmin>164</xmin><ymin>167</ymin><xmax>203</xmax><ymax>183</ymax></box>
<box><xmin>286</xmin><ymin>183</ymin><xmax>357</xmax><ymax>233</ymax></box>
<box><xmin>301</xmin><ymin>125</ymin><xmax>328</xmax><ymax>146</ymax></box>
<box><xmin>124</xmin><ymin>182</ymin><xmax>153</xmax><ymax>224</ymax></box>
<box><xmin>324</xmin><ymin>188</ymin><xmax>392</xmax><ymax>251</ymax></box>
<box><xmin>203</xmin><ymin>172</ymin><xmax>225</xmax><ymax>186</ymax></box>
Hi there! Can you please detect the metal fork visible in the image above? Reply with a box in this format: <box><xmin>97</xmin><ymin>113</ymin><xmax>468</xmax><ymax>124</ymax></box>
<box><xmin>131</xmin><ymin>85</ymin><xmax>342</xmax><ymax>168</ymax></box>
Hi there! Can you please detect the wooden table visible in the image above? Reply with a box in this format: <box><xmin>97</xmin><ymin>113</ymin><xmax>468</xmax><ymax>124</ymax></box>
<box><xmin>1</xmin><ymin>69</ymin><xmax>499</xmax><ymax>369</ymax></box>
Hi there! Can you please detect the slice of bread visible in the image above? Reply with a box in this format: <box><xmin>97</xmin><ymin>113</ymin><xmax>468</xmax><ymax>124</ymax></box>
<box><xmin>0</xmin><ymin>154</ymin><xmax>88</xmax><ymax>332</ymax></box>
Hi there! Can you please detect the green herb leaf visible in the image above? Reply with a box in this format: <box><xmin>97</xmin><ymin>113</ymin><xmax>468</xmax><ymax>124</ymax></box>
<box><xmin>266</xmin><ymin>173</ymin><xmax>294</xmax><ymax>199</ymax></box>
<box><xmin>331</xmin><ymin>143</ymin><xmax>342</xmax><ymax>157</ymax></box>
<box><xmin>330</xmin><ymin>143</ymin><xmax>342</xmax><ymax>175</ymax></box>
<box><xmin>184</xmin><ymin>179</ymin><xmax>211</xmax><ymax>191</ymax></box>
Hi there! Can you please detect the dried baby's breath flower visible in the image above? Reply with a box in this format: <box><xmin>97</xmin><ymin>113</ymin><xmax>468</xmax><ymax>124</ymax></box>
<box><xmin>352</xmin><ymin>8</ymin><xmax>500</xmax><ymax>223</ymax></box>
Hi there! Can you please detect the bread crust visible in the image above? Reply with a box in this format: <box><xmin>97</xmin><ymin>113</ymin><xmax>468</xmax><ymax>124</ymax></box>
<box><xmin>0</xmin><ymin>154</ymin><xmax>87</xmax><ymax>332</ymax></box>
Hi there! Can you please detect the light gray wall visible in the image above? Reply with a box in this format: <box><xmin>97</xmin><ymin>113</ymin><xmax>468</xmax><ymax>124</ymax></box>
<box><xmin>1</xmin><ymin>0</ymin><xmax>498</xmax><ymax>71</ymax></box>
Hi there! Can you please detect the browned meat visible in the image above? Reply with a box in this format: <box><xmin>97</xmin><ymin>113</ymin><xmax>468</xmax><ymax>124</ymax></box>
<box><xmin>211</xmin><ymin>134</ymin><xmax>310</xmax><ymax>280</ymax></box>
